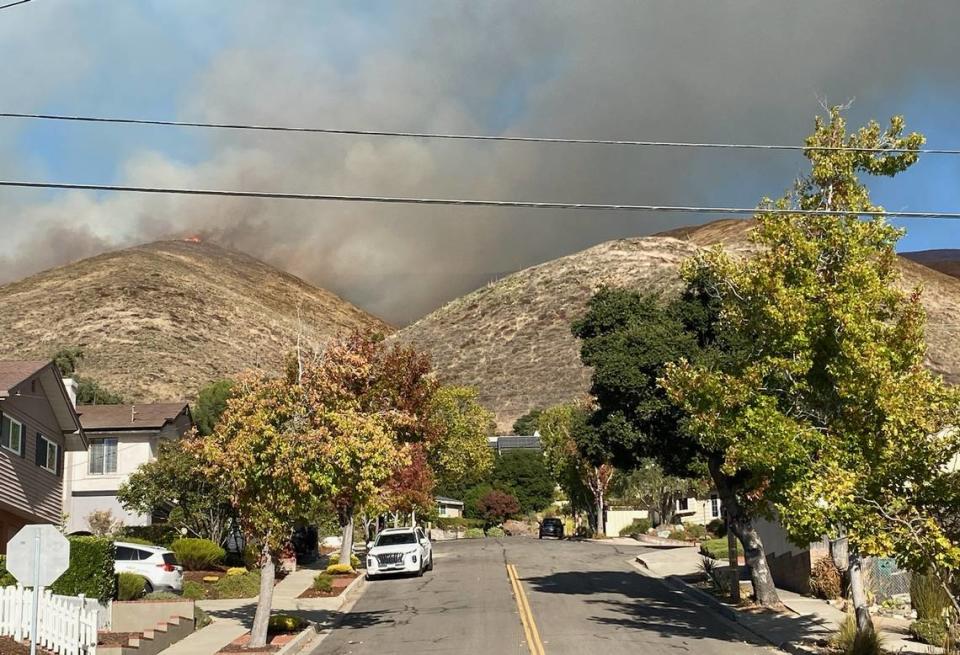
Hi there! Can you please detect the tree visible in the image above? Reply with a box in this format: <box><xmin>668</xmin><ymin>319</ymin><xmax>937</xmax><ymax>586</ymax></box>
<box><xmin>193</xmin><ymin>379</ymin><xmax>235</xmax><ymax>436</ymax></box>
<box><xmin>427</xmin><ymin>385</ymin><xmax>495</xmax><ymax>499</ymax></box>
<box><xmin>117</xmin><ymin>439</ymin><xmax>233</xmax><ymax>545</ymax></box>
<box><xmin>572</xmin><ymin>286</ymin><xmax>782</xmax><ymax>606</ymax></box>
<box><xmin>609</xmin><ymin>460</ymin><xmax>707</xmax><ymax>527</ymax></box>
<box><xmin>512</xmin><ymin>409</ymin><xmax>543</xmax><ymax>435</ymax></box>
<box><xmin>490</xmin><ymin>450</ymin><xmax>555</xmax><ymax>514</ymax></box>
<box><xmin>537</xmin><ymin>404</ymin><xmax>614</xmax><ymax>535</ymax></box>
<box><xmin>662</xmin><ymin>108</ymin><xmax>960</xmax><ymax>634</ymax></box>
<box><xmin>195</xmin><ymin>372</ymin><xmax>333</xmax><ymax>648</ymax></box>
<box><xmin>380</xmin><ymin>443</ymin><xmax>434</xmax><ymax>524</ymax></box>
<box><xmin>297</xmin><ymin>332</ymin><xmax>437</xmax><ymax>566</ymax></box>
<box><xmin>477</xmin><ymin>490</ymin><xmax>521</xmax><ymax>525</ymax></box>
<box><xmin>51</xmin><ymin>346</ymin><xmax>126</xmax><ymax>404</ymax></box>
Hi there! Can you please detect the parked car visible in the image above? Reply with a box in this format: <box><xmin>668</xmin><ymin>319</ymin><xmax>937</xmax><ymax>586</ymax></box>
<box><xmin>365</xmin><ymin>527</ymin><xmax>433</xmax><ymax>580</ymax></box>
<box><xmin>539</xmin><ymin>518</ymin><xmax>564</xmax><ymax>540</ymax></box>
<box><xmin>114</xmin><ymin>541</ymin><xmax>183</xmax><ymax>593</ymax></box>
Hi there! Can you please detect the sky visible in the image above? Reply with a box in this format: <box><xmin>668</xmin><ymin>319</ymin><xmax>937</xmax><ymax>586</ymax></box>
<box><xmin>1</xmin><ymin>0</ymin><xmax>959</xmax><ymax>325</ymax></box>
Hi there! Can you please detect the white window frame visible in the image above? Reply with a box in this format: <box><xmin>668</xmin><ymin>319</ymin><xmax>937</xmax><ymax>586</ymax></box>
<box><xmin>40</xmin><ymin>435</ymin><xmax>58</xmax><ymax>474</ymax></box>
<box><xmin>1</xmin><ymin>416</ymin><xmax>23</xmax><ymax>456</ymax></box>
<box><xmin>710</xmin><ymin>494</ymin><xmax>721</xmax><ymax>519</ymax></box>
<box><xmin>89</xmin><ymin>437</ymin><xmax>118</xmax><ymax>475</ymax></box>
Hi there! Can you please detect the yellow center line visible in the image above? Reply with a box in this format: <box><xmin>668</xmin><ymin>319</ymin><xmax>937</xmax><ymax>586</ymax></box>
<box><xmin>506</xmin><ymin>563</ymin><xmax>546</xmax><ymax>655</ymax></box>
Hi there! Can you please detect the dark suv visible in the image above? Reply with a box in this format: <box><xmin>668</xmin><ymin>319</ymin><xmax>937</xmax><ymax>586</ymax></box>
<box><xmin>539</xmin><ymin>518</ymin><xmax>564</xmax><ymax>540</ymax></box>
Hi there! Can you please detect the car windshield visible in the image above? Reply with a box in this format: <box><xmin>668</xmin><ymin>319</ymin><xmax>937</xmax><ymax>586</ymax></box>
<box><xmin>543</xmin><ymin>519</ymin><xmax>562</xmax><ymax>526</ymax></box>
<box><xmin>376</xmin><ymin>533</ymin><xmax>417</xmax><ymax>547</ymax></box>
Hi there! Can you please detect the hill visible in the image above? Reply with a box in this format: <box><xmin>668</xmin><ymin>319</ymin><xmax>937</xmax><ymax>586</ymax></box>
<box><xmin>0</xmin><ymin>239</ymin><xmax>390</xmax><ymax>401</ymax></box>
<box><xmin>398</xmin><ymin>219</ymin><xmax>960</xmax><ymax>431</ymax></box>
<box><xmin>901</xmin><ymin>249</ymin><xmax>960</xmax><ymax>280</ymax></box>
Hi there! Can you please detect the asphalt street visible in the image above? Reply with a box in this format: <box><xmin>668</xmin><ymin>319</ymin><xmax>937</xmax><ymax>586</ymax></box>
<box><xmin>312</xmin><ymin>538</ymin><xmax>774</xmax><ymax>655</ymax></box>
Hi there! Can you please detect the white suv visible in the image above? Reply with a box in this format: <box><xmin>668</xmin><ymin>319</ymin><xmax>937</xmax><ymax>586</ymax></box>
<box><xmin>114</xmin><ymin>542</ymin><xmax>184</xmax><ymax>593</ymax></box>
<box><xmin>365</xmin><ymin>527</ymin><xmax>433</xmax><ymax>580</ymax></box>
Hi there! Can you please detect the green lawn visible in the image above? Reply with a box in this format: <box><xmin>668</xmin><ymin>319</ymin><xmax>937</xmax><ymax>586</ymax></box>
<box><xmin>699</xmin><ymin>537</ymin><xmax>742</xmax><ymax>560</ymax></box>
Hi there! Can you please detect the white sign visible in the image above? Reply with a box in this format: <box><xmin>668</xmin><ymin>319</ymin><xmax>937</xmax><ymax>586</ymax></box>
<box><xmin>6</xmin><ymin>524</ymin><xmax>70</xmax><ymax>588</ymax></box>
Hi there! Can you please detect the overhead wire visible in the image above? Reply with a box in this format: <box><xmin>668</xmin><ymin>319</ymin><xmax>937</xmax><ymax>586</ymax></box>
<box><xmin>2</xmin><ymin>111</ymin><xmax>959</xmax><ymax>155</ymax></box>
<box><xmin>2</xmin><ymin>179</ymin><xmax>959</xmax><ymax>219</ymax></box>
<box><xmin>0</xmin><ymin>0</ymin><xmax>32</xmax><ymax>10</ymax></box>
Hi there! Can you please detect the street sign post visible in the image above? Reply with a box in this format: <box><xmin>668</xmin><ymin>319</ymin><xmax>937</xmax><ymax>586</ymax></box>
<box><xmin>6</xmin><ymin>525</ymin><xmax>71</xmax><ymax>655</ymax></box>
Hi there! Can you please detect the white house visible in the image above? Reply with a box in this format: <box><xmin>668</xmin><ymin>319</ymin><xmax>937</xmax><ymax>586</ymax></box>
<box><xmin>436</xmin><ymin>496</ymin><xmax>464</xmax><ymax>518</ymax></box>
<box><xmin>63</xmin><ymin>402</ymin><xmax>192</xmax><ymax>534</ymax></box>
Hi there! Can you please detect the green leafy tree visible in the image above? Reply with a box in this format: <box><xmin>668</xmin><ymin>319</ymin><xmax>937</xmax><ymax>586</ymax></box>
<box><xmin>490</xmin><ymin>450</ymin><xmax>555</xmax><ymax>514</ymax></box>
<box><xmin>427</xmin><ymin>386</ymin><xmax>495</xmax><ymax>499</ymax></box>
<box><xmin>662</xmin><ymin>108</ymin><xmax>960</xmax><ymax>634</ymax></box>
<box><xmin>118</xmin><ymin>439</ymin><xmax>233</xmax><ymax>545</ymax></box>
<box><xmin>572</xmin><ymin>286</ymin><xmax>781</xmax><ymax>604</ymax></box>
<box><xmin>195</xmin><ymin>372</ymin><xmax>333</xmax><ymax>648</ymax></box>
<box><xmin>537</xmin><ymin>404</ymin><xmax>614</xmax><ymax>535</ymax></box>
<box><xmin>512</xmin><ymin>409</ymin><xmax>543</xmax><ymax>435</ymax></box>
<box><xmin>193</xmin><ymin>379</ymin><xmax>235</xmax><ymax>436</ymax></box>
<box><xmin>609</xmin><ymin>460</ymin><xmax>707</xmax><ymax>527</ymax></box>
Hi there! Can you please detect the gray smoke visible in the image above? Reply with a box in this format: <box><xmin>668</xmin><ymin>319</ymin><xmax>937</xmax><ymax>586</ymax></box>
<box><xmin>2</xmin><ymin>1</ymin><xmax>959</xmax><ymax>324</ymax></box>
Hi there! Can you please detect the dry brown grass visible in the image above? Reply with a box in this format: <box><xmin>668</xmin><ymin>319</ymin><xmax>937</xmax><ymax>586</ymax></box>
<box><xmin>398</xmin><ymin>219</ymin><xmax>960</xmax><ymax>431</ymax></box>
<box><xmin>0</xmin><ymin>240</ymin><xmax>390</xmax><ymax>401</ymax></box>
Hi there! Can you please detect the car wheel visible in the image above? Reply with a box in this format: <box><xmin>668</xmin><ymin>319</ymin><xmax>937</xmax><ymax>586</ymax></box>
<box><xmin>143</xmin><ymin>580</ymin><xmax>153</xmax><ymax>595</ymax></box>
<box><xmin>427</xmin><ymin>554</ymin><xmax>434</xmax><ymax>571</ymax></box>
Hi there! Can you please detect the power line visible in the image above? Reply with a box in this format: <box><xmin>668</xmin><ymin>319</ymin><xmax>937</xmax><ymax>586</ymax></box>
<box><xmin>0</xmin><ymin>0</ymin><xmax>32</xmax><ymax>9</ymax></box>
<box><xmin>3</xmin><ymin>179</ymin><xmax>960</xmax><ymax>219</ymax></box>
<box><xmin>2</xmin><ymin>111</ymin><xmax>958</xmax><ymax>155</ymax></box>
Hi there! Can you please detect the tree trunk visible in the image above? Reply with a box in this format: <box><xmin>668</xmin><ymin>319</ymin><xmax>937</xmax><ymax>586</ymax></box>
<box><xmin>249</xmin><ymin>541</ymin><xmax>275</xmax><ymax>648</ymax></box>
<box><xmin>338</xmin><ymin>508</ymin><xmax>354</xmax><ymax>567</ymax></box>
<box><xmin>709</xmin><ymin>458</ymin><xmax>781</xmax><ymax>608</ymax></box>
<box><xmin>727</xmin><ymin>520</ymin><xmax>741</xmax><ymax>603</ymax></box>
<box><xmin>848</xmin><ymin>549</ymin><xmax>875</xmax><ymax>637</ymax></box>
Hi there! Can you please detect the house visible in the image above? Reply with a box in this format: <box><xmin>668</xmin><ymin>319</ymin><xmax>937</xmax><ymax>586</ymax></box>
<box><xmin>436</xmin><ymin>496</ymin><xmax>464</xmax><ymax>518</ymax></box>
<box><xmin>487</xmin><ymin>433</ymin><xmax>542</xmax><ymax>455</ymax></box>
<box><xmin>63</xmin><ymin>402</ymin><xmax>192</xmax><ymax>534</ymax></box>
<box><xmin>0</xmin><ymin>361</ymin><xmax>85</xmax><ymax>552</ymax></box>
<box><xmin>676</xmin><ymin>492</ymin><xmax>723</xmax><ymax>527</ymax></box>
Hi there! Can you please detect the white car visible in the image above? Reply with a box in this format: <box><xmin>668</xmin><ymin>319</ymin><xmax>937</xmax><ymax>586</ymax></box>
<box><xmin>114</xmin><ymin>541</ymin><xmax>184</xmax><ymax>593</ymax></box>
<box><xmin>365</xmin><ymin>527</ymin><xmax>433</xmax><ymax>580</ymax></box>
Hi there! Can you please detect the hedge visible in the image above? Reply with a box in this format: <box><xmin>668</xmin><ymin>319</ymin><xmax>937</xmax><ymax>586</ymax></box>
<box><xmin>118</xmin><ymin>573</ymin><xmax>147</xmax><ymax>601</ymax></box>
<box><xmin>210</xmin><ymin>572</ymin><xmax>260</xmax><ymax>599</ymax></box>
<box><xmin>0</xmin><ymin>556</ymin><xmax>15</xmax><ymax>587</ymax></box>
<box><xmin>117</xmin><ymin>525</ymin><xmax>181</xmax><ymax>548</ymax></box>
<box><xmin>464</xmin><ymin>528</ymin><xmax>485</xmax><ymax>539</ymax></box>
<box><xmin>50</xmin><ymin>536</ymin><xmax>116</xmax><ymax>603</ymax></box>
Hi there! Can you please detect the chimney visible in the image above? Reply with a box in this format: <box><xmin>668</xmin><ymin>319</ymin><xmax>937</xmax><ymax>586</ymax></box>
<box><xmin>62</xmin><ymin>377</ymin><xmax>78</xmax><ymax>409</ymax></box>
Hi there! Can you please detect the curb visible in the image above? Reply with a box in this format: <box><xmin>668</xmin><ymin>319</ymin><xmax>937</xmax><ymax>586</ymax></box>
<box><xmin>296</xmin><ymin>575</ymin><xmax>369</xmax><ymax>654</ymax></box>
<box><xmin>275</xmin><ymin>625</ymin><xmax>316</xmax><ymax>655</ymax></box>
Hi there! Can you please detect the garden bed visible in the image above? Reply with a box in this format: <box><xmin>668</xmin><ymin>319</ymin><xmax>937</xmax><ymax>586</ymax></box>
<box><xmin>182</xmin><ymin>568</ymin><xmax>284</xmax><ymax>600</ymax></box>
<box><xmin>297</xmin><ymin>572</ymin><xmax>359</xmax><ymax>599</ymax></box>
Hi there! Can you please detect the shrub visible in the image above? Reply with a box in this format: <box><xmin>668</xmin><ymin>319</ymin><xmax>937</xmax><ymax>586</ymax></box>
<box><xmin>684</xmin><ymin>524</ymin><xmax>708</xmax><ymax>540</ymax></box>
<box><xmin>486</xmin><ymin>527</ymin><xmax>505</xmax><ymax>538</ymax></box>
<box><xmin>706</xmin><ymin>519</ymin><xmax>726</xmax><ymax>538</ymax></box>
<box><xmin>181</xmin><ymin>581</ymin><xmax>206</xmax><ymax>600</ymax></box>
<box><xmin>911</xmin><ymin>573</ymin><xmax>952</xmax><ymax>620</ymax></box>
<box><xmin>910</xmin><ymin>618</ymin><xmax>949</xmax><ymax>646</ymax></box>
<box><xmin>268</xmin><ymin>614</ymin><xmax>306</xmax><ymax>634</ymax></box>
<box><xmin>574</xmin><ymin>525</ymin><xmax>593</xmax><ymax>538</ymax></box>
<box><xmin>668</xmin><ymin>529</ymin><xmax>687</xmax><ymax>541</ymax></box>
<box><xmin>327</xmin><ymin>552</ymin><xmax>361</xmax><ymax>569</ymax></box>
<box><xmin>210</xmin><ymin>571</ymin><xmax>260</xmax><ymax>599</ymax></box>
<box><xmin>0</xmin><ymin>556</ymin><xmax>16</xmax><ymax>587</ymax></box>
<box><xmin>477</xmin><ymin>490</ymin><xmax>521</xmax><ymax>525</ymax></box>
<box><xmin>170</xmin><ymin>538</ymin><xmax>225</xmax><ymax>571</ymax></box>
<box><xmin>619</xmin><ymin>518</ymin><xmax>651</xmax><ymax>537</ymax></box>
<box><xmin>698</xmin><ymin>555</ymin><xmax>730</xmax><ymax>595</ymax></box>
<box><xmin>809</xmin><ymin>558</ymin><xmax>842</xmax><ymax>600</ymax></box>
<box><xmin>50</xmin><ymin>537</ymin><xmax>116</xmax><ymax>603</ymax></box>
<box><xmin>226</xmin><ymin>567</ymin><xmax>248</xmax><ymax>577</ymax></box>
<box><xmin>832</xmin><ymin>615</ymin><xmax>885</xmax><ymax>655</ymax></box>
<box><xmin>194</xmin><ymin>606</ymin><xmax>211</xmax><ymax>629</ymax></box>
<box><xmin>313</xmin><ymin>573</ymin><xmax>334</xmax><ymax>593</ymax></box>
<box><xmin>118</xmin><ymin>573</ymin><xmax>147</xmax><ymax>601</ymax></box>
<box><xmin>464</xmin><ymin>528</ymin><xmax>485</xmax><ymax>539</ymax></box>
<box><xmin>119</xmin><ymin>537</ymin><xmax>155</xmax><ymax>546</ymax></box>
<box><xmin>326</xmin><ymin>563</ymin><xmax>355</xmax><ymax>576</ymax></box>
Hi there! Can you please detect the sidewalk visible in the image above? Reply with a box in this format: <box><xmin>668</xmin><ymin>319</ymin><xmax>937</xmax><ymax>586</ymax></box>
<box><xmin>165</xmin><ymin>563</ymin><xmax>365</xmax><ymax>655</ymax></box>
<box><xmin>633</xmin><ymin>546</ymin><xmax>935</xmax><ymax>654</ymax></box>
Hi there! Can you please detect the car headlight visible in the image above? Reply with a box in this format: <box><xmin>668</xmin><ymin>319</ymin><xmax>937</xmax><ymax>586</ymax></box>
<box><xmin>367</xmin><ymin>557</ymin><xmax>375</xmax><ymax>567</ymax></box>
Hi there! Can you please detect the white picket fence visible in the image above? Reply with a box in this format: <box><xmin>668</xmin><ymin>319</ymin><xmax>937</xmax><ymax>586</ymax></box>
<box><xmin>0</xmin><ymin>585</ymin><xmax>98</xmax><ymax>654</ymax></box>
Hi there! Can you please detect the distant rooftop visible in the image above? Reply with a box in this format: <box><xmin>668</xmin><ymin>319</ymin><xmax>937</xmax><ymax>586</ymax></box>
<box><xmin>78</xmin><ymin>402</ymin><xmax>190</xmax><ymax>431</ymax></box>
<box><xmin>487</xmin><ymin>434</ymin><xmax>542</xmax><ymax>452</ymax></box>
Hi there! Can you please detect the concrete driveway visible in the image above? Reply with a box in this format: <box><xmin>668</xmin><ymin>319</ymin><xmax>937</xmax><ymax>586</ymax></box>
<box><xmin>312</xmin><ymin>537</ymin><xmax>775</xmax><ymax>654</ymax></box>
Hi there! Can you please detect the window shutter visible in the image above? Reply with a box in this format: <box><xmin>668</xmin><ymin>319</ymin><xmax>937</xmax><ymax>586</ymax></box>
<box><xmin>35</xmin><ymin>433</ymin><xmax>44</xmax><ymax>467</ymax></box>
<box><xmin>57</xmin><ymin>443</ymin><xmax>64</xmax><ymax>476</ymax></box>
<box><xmin>0</xmin><ymin>411</ymin><xmax>6</xmax><ymax>447</ymax></box>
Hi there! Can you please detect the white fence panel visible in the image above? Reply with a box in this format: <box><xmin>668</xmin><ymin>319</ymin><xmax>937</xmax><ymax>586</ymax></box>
<box><xmin>0</xmin><ymin>585</ymin><xmax>97</xmax><ymax>655</ymax></box>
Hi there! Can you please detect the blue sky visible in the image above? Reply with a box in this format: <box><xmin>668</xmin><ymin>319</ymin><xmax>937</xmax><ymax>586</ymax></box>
<box><xmin>2</xmin><ymin>1</ymin><xmax>959</xmax><ymax>321</ymax></box>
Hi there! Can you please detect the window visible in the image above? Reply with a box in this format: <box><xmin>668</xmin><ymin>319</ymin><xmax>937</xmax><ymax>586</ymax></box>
<box><xmin>710</xmin><ymin>494</ymin><xmax>721</xmax><ymax>519</ymax></box>
<box><xmin>1</xmin><ymin>416</ymin><xmax>23</xmax><ymax>455</ymax></box>
<box><xmin>115</xmin><ymin>546</ymin><xmax>136</xmax><ymax>561</ymax></box>
<box><xmin>89</xmin><ymin>438</ymin><xmax>118</xmax><ymax>474</ymax></box>
<box><xmin>677</xmin><ymin>498</ymin><xmax>689</xmax><ymax>511</ymax></box>
<box><xmin>39</xmin><ymin>436</ymin><xmax>58</xmax><ymax>474</ymax></box>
